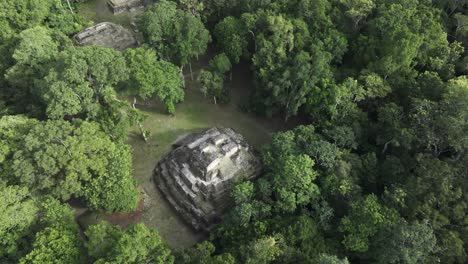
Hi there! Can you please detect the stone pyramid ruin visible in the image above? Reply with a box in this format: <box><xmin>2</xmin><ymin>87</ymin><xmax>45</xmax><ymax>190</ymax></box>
<box><xmin>154</xmin><ymin>128</ymin><xmax>262</xmax><ymax>231</ymax></box>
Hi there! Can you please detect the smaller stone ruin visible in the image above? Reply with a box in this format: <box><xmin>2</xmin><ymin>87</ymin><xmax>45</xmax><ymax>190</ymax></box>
<box><xmin>107</xmin><ymin>0</ymin><xmax>146</xmax><ymax>14</ymax></box>
<box><xmin>154</xmin><ymin>128</ymin><xmax>262</xmax><ymax>231</ymax></box>
<box><xmin>74</xmin><ymin>22</ymin><xmax>138</xmax><ymax>52</ymax></box>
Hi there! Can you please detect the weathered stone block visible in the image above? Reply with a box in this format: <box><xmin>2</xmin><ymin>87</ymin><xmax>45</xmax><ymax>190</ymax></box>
<box><xmin>107</xmin><ymin>0</ymin><xmax>146</xmax><ymax>14</ymax></box>
<box><xmin>74</xmin><ymin>22</ymin><xmax>138</xmax><ymax>52</ymax></box>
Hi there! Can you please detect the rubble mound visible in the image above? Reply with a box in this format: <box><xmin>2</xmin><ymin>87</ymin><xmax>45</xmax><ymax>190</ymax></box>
<box><xmin>154</xmin><ymin>128</ymin><xmax>262</xmax><ymax>231</ymax></box>
<box><xmin>107</xmin><ymin>0</ymin><xmax>146</xmax><ymax>14</ymax></box>
<box><xmin>74</xmin><ymin>22</ymin><xmax>138</xmax><ymax>51</ymax></box>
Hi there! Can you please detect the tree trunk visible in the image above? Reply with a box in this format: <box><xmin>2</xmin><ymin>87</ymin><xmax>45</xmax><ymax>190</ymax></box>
<box><xmin>189</xmin><ymin>61</ymin><xmax>194</xmax><ymax>80</ymax></box>
<box><xmin>448</xmin><ymin>1</ymin><xmax>459</xmax><ymax>16</ymax></box>
<box><xmin>249</xmin><ymin>30</ymin><xmax>257</xmax><ymax>51</ymax></box>
<box><xmin>213</xmin><ymin>96</ymin><xmax>217</xmax><ymax>105</ymax></box>
<box><xmin>65</xmin><ymin>0</ymin><xmax>75</xmax><ymax>14</ymax></box>
<box><xmin>180</xmin><ymin>67</ymin><xmax>186</xmax><ymax>88</ymax></box>
<box><xmin>230</xmin><ymin>70</ymin><xmax>233</xmax><ymax>81</ymax></box>
<box><xmin>133</xmin><ymin>97</ymin><xmax>148</xmax><ymax>143</ymax></box>
<box><xmin>354</xmin><ymin>17</ymin><xmax>361</xmax><ymax>31</ymax></box>
<box><xmin>55</xmin><ymin>137</ymin><xmax>73</xmax><ymax>158</ymax></box>
<box><xmin>381</xmin><ymin>141</ymin><xmax>391</xmax><ymax>155</ymax></box>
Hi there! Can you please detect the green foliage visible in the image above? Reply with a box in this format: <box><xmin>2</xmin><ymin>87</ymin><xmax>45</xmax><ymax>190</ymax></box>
<box><xmin>138</xmin><ymin>0</ymin><xmax>210</xmax><ymax>66</ymax></box>
<box><xmin>0</xmin><ymin>185</ymin><xmax>38</xmax><ymax>258</ymax></box>
<box><xmin>271</xmin><ymin>215</ymin><xmax>332</xmax><ymax>263</ymax></box>
<box><xmin>19</xmin><ymin>224</ymin><xmax>83</xmax><ymax>264</ymax></box>
<box><xmin>359</xmin><ymin>71</ymin><xmax>392</xmax><ymax>99</ymax></box>
<box><xmin>38</xmin><ymin>197</ymin><xmax>77</xmax><ymax>229</ymax></box>
<box><xmin>339</xmin><ymin>195</ymin><xmax>400</xmax><ymax>252</ymax></box>
<box><xmin>198</xmin><ymin>70</ymin><xmax>227</xmax><ymax>104</ymax></box>
<box><xmin>177</xmin><ymin>0</ymin><xmax>205</xmax><ymax>18</ymax></box>
<box><xmin>40</xmin><ymin>46</ymin><xmax>128</xmax><ymax>121</ymax></box>
<box><xmin>214</xmin><ymin>16</ymin><xmax>248</xmax><ymax>63</ymax></box>
<box><xmin>176</xmin><ymin>241</ymin><xmax>235</xmax><ymax>264</ymax></box>
<box><xmin>86</xmin><ymin>222</ymin><xmax>174</xmax><ymax>264</ymax></box>
<box><xmin>240</xmin><ymin>236</ymin><xmax>282</xmax><ymax>264</ymax></box>
<box><xmin>261</xmin><ymin>128</ymin><xmax>328</xmax><ymax>212</ymax></box>
<box><xmin>0</xmin><ymin>0</ymin><xmax>86</xmax><ymax>113</ymax></box>
<box><xmin>42</xmin><ymin>45</ymin><xmax>128</xmax><ymax>119</ymax></box>
<box><xmin>0</xmin><ymin>116</ymin><xmax>139</xmax><ymax>212</ymax></box>
<box><xmin>316</xmin><ymin>254</ymin><xmax>350</xmax><ymax>264</ymax></box>
<box><xmin>231</xmin><ymin>181</ymin><xmax>254</xmax><ymax>204</ymax></box>
<box><xmin>370</xmin><ymin>221</ymin><xmax>436</xmax><ymax>264</ymax></box>
<box><xmin>0</xmin><ymin>0</ymin><xmax>85</xmax><ymax>34</ymax></box>
<box><xmin>250</xmin><ymin>11</ymin><xmax>339</xmax><ymax>119</ymax></box>
<box><xmin>18</xmin><ymin>199</ymin><xmax>82</xmax><ymax>264</ymax></box>
<box><xmin>340</xmin><ymin>0</ymin><xmax>375</xmax><ymax>29</ymax></box>
<box><xmin>209</xmin><ymin>53</ymin><xmax>232</xmax><ymax>75</ymax></box>
<box><xmin>125</xmin><ymin>47</ymin><xmax>185</xmax><ymax>114</ymax></box>
<box><xmin>83</xmin><ymin>144</ymin><xmax>139</xmax><ymax>212</ymax></box>
<box><xmin>10</xmin><ymin>26</ymin><xmax>58</xmax><ymax>67</ymax></box>
<box><xmin>4</xmin><ymin>26</ymin><xmax>59</xmax><ymax>114</ymax></box>
<box><xmin>37</xmin><ymin>45</ymin><xmax>138</xmax><ymax>140</ymax></box>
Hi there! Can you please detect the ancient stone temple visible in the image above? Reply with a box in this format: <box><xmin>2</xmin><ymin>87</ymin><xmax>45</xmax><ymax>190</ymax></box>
<box><xmin>74</xmin><ymin>22</ymin><xmax>138</xmax><ymax>52</ymax></box>
<box><xmin>154</xmin><ymin>128</ymin><xmax>262</xmax><ymax>231</ymax></box>
<box><xmin>107</xmin><ymin>0</ymin><xmax>146</xmax><ymax>14</ymax></box>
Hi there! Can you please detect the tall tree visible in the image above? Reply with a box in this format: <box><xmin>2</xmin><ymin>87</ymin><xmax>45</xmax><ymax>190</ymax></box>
<box><xmin>370</xmin><ymin>221</ymin><xmax>436</xmax><ymax>264</ymax></box>
<box><xmin>209</xmin><ymin>53</ymin><xmax>232</xmax><ymax>77</ymax></box>
<box><xmin>19</xmin><ymin>224</ymin><xmax>83</xmax><ymax>264</ymax></box>
<box><xmin>41</xmin><ymin>46</ymin><xmax>129</xmax><ymax>119</ymax></box>
<box><xmin>125</xmin><ymin>47</ymin><xmax>185</xmax><ymax>114</ymax></box>
<box><xmin>262</xmin><ymin>130</ymin><xmax>320</xmax><ymax>213</ymax></box>
<box><xmin>85</xmin><ymin>222</ymin><xmax>174</xmax><ymax>264</ymax></box>
<box><xmin>176</xmin><ymin>241</ymin><xmax>235</xmax><ymax>264</ymax></box>
<box><xmin>138</xmin><ymin>0</ymin><xmax>210</xmax><ymax>72</ymax></box>
<box><xmin>0</xmin><ymin>185</ymin><xmax>38</xmax><ymax>260</ymax></box>
<box><xmin>339</xmin><ymin>194</ymin><xmax>400</xmax><ymax>252</ymax></box>
<box><xmin>0</xmin><ymin>116</ymin><xmax>139</xmax><ymax>212</ymax></box>
<box><xmin>198</xmin><ymin>70</ymin><xmax>225</xmax><ymax>104</ymax></box>
<box><xmin>19</xmin><ymin>198</ymin><xmax>83</xmax><ymax>264</ymax></box>
<box><xmin>340</xmin><ymin>0</ymin><xmax>375</xmax><ymax>29</ymax></box>
<box><xmin>214</xmin><ymin>16</ymin><xmax>249</xmax><ymax>64</ymax></box>
<box><xmin>4</xmin><ymin>26</ymin><xmax>59</xmax><ymax>114</ymax></box>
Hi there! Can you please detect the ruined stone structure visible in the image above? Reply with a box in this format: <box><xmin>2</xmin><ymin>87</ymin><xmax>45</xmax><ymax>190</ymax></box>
<box><xmin>107</xmin><ymin>0</ymin><xmax>146</xmax><ymax>14</ymax></box>
<box><xmin>154</xmin><ymin>128</ymin><xmax>262</xmax><ymax>231</ymax></box>
<box><xmin>74</xmin><ymin>22</ymin><xmax>138</xmax><ymax>52</ymax></box>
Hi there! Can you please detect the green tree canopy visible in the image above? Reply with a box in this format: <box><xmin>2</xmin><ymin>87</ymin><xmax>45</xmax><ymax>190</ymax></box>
<box><xmin>339</xmin><ymin>194</ymin><xmax>400</xmax><ymax>252</ymax></box>
<box><xmin>0</xmin><ymin>185</ymin><xmax>38</xmax><ymax>259</ymax></box>
<box><xmin>209</xmin><ymin>53</ymin><xmax>232</xmax><ymax>76</ymax></box>
<box><xmin>138</xmin><ymin>0</ymin><xmax>210</xmax><ymax>67</ymax></box>
<box><xmin>214</xmin><ymin>16</ymin><xmax>249</xmax><ymax>63</ymax></box>
<box><xmin>198</xmin><ymin>70</ymin><xmax>226</xmax><ymax>104</ymax></box>
<box><xmin>0</xmin><ymin>116</ymin><xmax>139</xmax><ymax>212</ymax></box>
<box><xmin>85</xmin><ymin>222</ymin><xmax>174</xmax><ymax>264</ymax></box>
<box><xmin>125</xmin><ymin>47</ymin><xmax>185</xmax><ymax>114</ymax></box>
<box><xmin>370</xmin><ymin>220</ymin><xmax>436</xmax><ymax>264</ymax></box>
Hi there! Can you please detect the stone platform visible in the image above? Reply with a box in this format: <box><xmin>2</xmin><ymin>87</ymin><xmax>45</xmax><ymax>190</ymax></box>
<box><xmin>74</xmin><ymin>22</ymin><xmax>138</xmax><ymax>52</ymax></box>
<box><xmin>154</xmin><ymin>128</ymin><xmax>262</xmax><ymax>231</ymax></box>
<box><xmin>107</xmin><ymin>0</ymin><xmax>146</xmax><ymax>14</ymax></box>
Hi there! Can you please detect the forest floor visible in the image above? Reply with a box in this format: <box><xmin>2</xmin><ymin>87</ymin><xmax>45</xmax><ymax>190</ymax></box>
<box><xmin>77</xmin><ymin>0</ymin><xmax>298</xmax><ymax>250</ymax></box>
